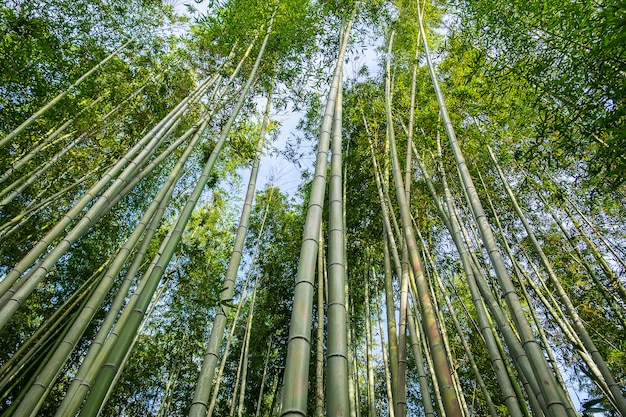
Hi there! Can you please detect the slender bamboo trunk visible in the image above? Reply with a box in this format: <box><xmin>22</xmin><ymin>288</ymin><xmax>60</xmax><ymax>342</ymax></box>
<box><xmin>207</xmin><ymin>253</ymin><xmax>258</xmax><ymax>417</ymax></box>
<box><xmin>563</xmin><ymin>202</ymin><xmax>626</xmax><ymax>303</ymax></box>
<box><xmin>0</xmin><ymin>119</ymin><xmax>73</xmax><ymax>186</ymax></box>
<box><xmin>567</xmin><ymin>196</ymin><xmax>626</xmax><ymax>271</ymax></box>
<box><xmin>280</xmin><ymin>7</ymin><xmax>356</xmax><ymax>415</ymax></box>
<box><xmin>60</xmin><ymin>27</ymin><xmax>271</xmax><ymax>417</ymax></box>
<box><xmin>347</xmin><ymin>290</ymin><xmax>358</xmax><ymax>417</ymax></box>
<box><xmin>236</xmin><ymin>281</ymin><xmax>259</xmax><ymax>417</ymax></box>
<box><xmin>376</xmin><ymin>295</ymin><xmax>395</xmax><ymax>417</ymax></box>
<box><xmin>363</xmin><ymin>118</ymin><xmax>400</xmax><ymax>406</ymax></box>
<box><xmin>256</xmin><ymin>338</ymin><xmax>273</xmax><ymax>417</ymax></box>
<box><xmin>416</xmin><ymin>299</ymin><xmax>446</xmax><ymax>417</ymax></box>
<box><xmin>326</xmin><ymin>46</ymin><xmax>350</xmax><ymax>416</ymax></box>
<box><xmin>432</xmin><ymin>266</ymin><xmax>498</xmax><ymax>417</ymax></box>
<box><xmin>364</xmin><ymin>269</ymin><xmax>376</xmax><ymax>417</ymax></box>
<box><xmin>416</xmin><ymin>2</ymin><xmax>570</xmax><ymax>415</ymax></box>
<box><xmin>537</xmin><ymin>191</ymin><xmax>626</xmax><ymax>321</ymax></box>
<box><xmin>0</xmin><ymin>263</ymin><xmax>105</xmax><ymax>392</ymax></box>
<box><xmin>230</xmin><ymin>314</ymin><xmax>250</xmax><ymax>416</ymax></box>
<box><xmin>488</xmin><ymin>146</ymin><xmax>626</xmax><ymax>415</ymax></box>
<box><xmin>406</xmin><ymin>296</ymin><xmax>435</xmax><ymax>417</ymax></box>
<box><xmin>189</xmin><ymin>82</ymin><xmax>274</xmax><ymax>416</ymax></box>
<box><xmin>316</xmin><ymin>225</ymin><xmax>325</xmax><ymax>417</ymax></box>
<box><xmin>0</xmin><ymin>73</ymin><xmax>216</xmax><ymax>320</ymax></box>
<box><xmin>0</xmin><ymin>170</ymin><xmax>98</xmax><ymax>239</ymax></box>
<box><xmin>414</xmin><ymin>146</ymin><xmax>527</xmax><ymax>414</ymax></box>
<box><xmin>351</xmin><ymin>317</ymin><xmax>361</xmax><ymax>417</ymax></box>
<box><xmin>384</xmin><ymin>28</ymin><xmax>462</xmax><ymax>417</ymax></box>
<box><xmin>11</xmin><ymin>114</ymin><xmax>210</xmax><ymax>417</ymax></box>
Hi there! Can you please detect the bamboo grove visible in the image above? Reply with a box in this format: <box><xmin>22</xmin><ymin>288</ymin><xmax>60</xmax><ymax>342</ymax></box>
<box><xmin>1</xmin><ymin>0</ymin><xmax>625</xmax><ymax>416</ymax></box>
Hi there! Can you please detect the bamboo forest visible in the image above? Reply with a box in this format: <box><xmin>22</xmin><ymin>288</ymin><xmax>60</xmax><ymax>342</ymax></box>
<box><xmin>1</xmin><ymin>0</ymin><xmax>626</xmax><ymax>415</ymax></box>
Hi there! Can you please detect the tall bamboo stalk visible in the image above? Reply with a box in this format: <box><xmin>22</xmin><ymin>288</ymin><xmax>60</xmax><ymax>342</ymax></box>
<box><xmin>376</xmin><ymin>295</ymin><xmax>396</xmax><ymax>417</ymax></box>
<box><xmin>326</xmin><ymin>47</ymin><xmax>350</xmax><ymax>417</ymax></box>
<box><xmin>56</xmin><ymin>26</ymin><xmax>272</xmax><ymax>417</ymax></box>
<box><xmin>416</xmin><ymin>3</ymin><xmax>571</xmax><ymax>415</ymax></box>
<box><xmin>487</xmin><ymin>147</ymin><xmax>626</xmax><ymax>415</ymax></box>
<box><xmin>316</xmin><ymin>225</ymin><xmax>325</xmax><ymax>417</ymax></box>
<box><xmin>189</xmin><ymin>83</ymin><xmax>274</xmax><ymax>416</ymax></box>
<box><xmin>364</xmin><ymin>268</ymin><xmax>376</xmax><ymax>417</ymax></box>
<box><xmin>279</xmin><ymin>7</ymin><xmax>356</xmax><ymax>415</ymax></box>
<box><xmin>384</xmin><ymin>28</ymin><xmax>462</xmax><ymax>417</ymax></box>
<box><xmin>236</xmin><ymin>280</ymin><xmax>259</xmax><ymax>417</ymax></box>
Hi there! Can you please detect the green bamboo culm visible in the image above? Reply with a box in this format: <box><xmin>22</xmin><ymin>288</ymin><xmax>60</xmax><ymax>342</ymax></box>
<box><xmin>279</xmin><ymin>4</ymin><xmax>357</xmax><ymax>415</ymax></box>
<box><xmin>415</xmin><ymin>2</ymin><xmax>576</xmax><ymax>417</ymax></box>
<box><xmin>383</xmin><ymin>26</ymin><xmax>463</xmax><ymax>417</ymax></box>
<box><xmin>325</xmin><ymin>46</ymin><xmax>349</xmax><ymax>417</ymax></box>
<box><xmin>488</xmin><ymin>146</ymin><xmax>626</xmax><ymax>416</ymax></box>
<box><xmin>55</xmin><ymin>20</ymin><xmax>274</xmax><ymax>417</ymax></box>
<box><xmin>189</xmin><ymin>85</ymin><xmax>274</xmax><ymax>417</ymax></box>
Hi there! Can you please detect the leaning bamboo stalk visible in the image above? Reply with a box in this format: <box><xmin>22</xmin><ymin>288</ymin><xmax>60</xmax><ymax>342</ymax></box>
<box><xmin>0</xmin><ymin>72</ymin><xmax>216</xmax><ymax>313</ymax></box>
<box><xmin>0</xmin><ymin>119</ymin><xmax>73</xmax><ymax>186</ymax></box>
<box><xmin>0</xmin><ymin>169</ymin><xmax>99</xmax><ymax>240</ymax></box>
<box><xmin>207</xmin><ymin>253</ymin><xmax>258</xmax><ymax>417</ymax></box>
<box><xmin>0</xmin><ymin>109</ymin><xmax>193</xmax><ymax>317</ymax></box>
<box><xmin>431</xmin><ymin>262</ymin><xmax>498</xmax><ymax>417</ymax></box>
<box><xmin>12</xmin><ymin>118</ymin><xmax>206</xmax><ymax>417</ymax></box>
<box><xmin>363</xmin><ymin>118</ymin><xmax>400</xmax><ymax>405</ymax></box>
<box><xmin>0</xmin><ymin>132</ymin><xmax>86</xmax><ymax>206</ymax></box>
<box><xmin>537</xmin><ymin>191</ymin><xmax>626</xmax><ymax>320</ymax></box>
<box><xmin>416</xmin><ymin>1</ymin><xmax>571</xmax><ymax>414</ymax></box>
<box><xmin>0</xmin><ymin>262</ymin><xmax>105</xmax><ymax>395</ymax></box>
<box><xmin>455</xmin><ymin>207</ymin><xmax>551</xmax><ymax>416</ymax></box>
<box><xmin>488</xmin><ymin>147</ymin><xmax>626</xmax><ymax>415</ymax></box>
<box><xmin>189</xmin><ymin>85</ymin><xmax>274</xmax><ymax>417</ymax></box>
<box><xmin>230</xmin><ymin>298</ymin><xmax>251</xmax><ymax>416</ymax></box>
<box><xmin>562</xmin><ymin>202</ymin><xmax>626</xmax><ymax>303</ymax></box>
<box><xmin>567</xmin><ymin>195</ymin><xmax>626</xmax><ymax>271</ymax></box>
<box><xmin>76</xmin><ymin>25</ymin><xmax>272</xmax><ymax>416</ymax></box>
